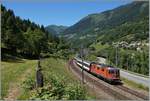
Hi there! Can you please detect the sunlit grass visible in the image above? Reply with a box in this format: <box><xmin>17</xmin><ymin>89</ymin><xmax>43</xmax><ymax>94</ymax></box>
<box><xmin>90</xmin><ymin>43</ymin><xmax>109</xmax><ymax>52</ymax></box>
<box><xmin>41</xmin><ymin>58</ymin><xmax>78</xmax><ymax>83</ymax></box>
<box><xmin>1</xmin><ymin>59</ymin><xmax>37</xmax><ymax>98</ymax></box>
<box><xmin>121</xmin><ymin>77</ymin><xmax>149</xmax><ymax>91</ymax></box>
<box><xmin>9</xmin><ymin>57</ymin><xmax>96</xmax><ymax>99</ymax></box>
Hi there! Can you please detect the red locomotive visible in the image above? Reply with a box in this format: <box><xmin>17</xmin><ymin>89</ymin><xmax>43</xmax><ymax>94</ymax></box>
<box><xmin>74</xmin><ymin>57</ymin><xmax>121</xmax><ymax>83</ymax></box>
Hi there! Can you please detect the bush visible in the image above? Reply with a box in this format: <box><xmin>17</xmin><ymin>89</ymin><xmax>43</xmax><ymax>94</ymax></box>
<box><xmin>29</xmin><ymin>74</ymin><xmax>87</xmax><ymax>100</ymax></box>
<box><xmin>22</xmin><ymin>76</ymin><xmax>35</xmax><ymax>90</ymax></box>
<box><xmin>64</xmin><ymin>83</ymin><xmax>86</xmax><ymax>100</ymax></box>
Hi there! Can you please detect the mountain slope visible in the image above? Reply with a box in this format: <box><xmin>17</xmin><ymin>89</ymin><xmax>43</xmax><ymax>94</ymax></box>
<box><xmin>62</xmin><ymin>1</ymin><xmax>149</xmax><ymax>47</ymax></box>
<box><xmin>45</xmin><ymin>25</ymin><xmax>68</xmax><ymax>35</ymax></box>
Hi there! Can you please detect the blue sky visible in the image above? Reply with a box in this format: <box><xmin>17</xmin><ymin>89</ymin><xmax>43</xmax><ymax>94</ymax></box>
<box><xmin>2</xmin><ymin>0</ymin><xmax>133</xmax><ymax>27</ymax></box>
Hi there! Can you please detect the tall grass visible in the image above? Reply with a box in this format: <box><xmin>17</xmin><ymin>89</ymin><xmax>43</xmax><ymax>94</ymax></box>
<box><xmin>121</xmin><ymin>77</ymin><xmax>149</xmax><ymax>91</ymax></box>
<box><xmin>1</xmin><ymin>59</ymin><xmax>37</xmax><ymax>98</ymax></box>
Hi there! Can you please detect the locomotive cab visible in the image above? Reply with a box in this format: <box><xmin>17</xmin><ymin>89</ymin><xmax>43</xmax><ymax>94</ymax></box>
<box><xmin>108</xmin><ymin>68</ymin><xmax>120</xmax><ymax>82</ymax></box>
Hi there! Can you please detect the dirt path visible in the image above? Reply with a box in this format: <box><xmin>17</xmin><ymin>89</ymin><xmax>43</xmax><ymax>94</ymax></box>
<box><xmin>4</xmin><ymin>68</ymin><xmax>33</xmax><ymax>100</ymax></box>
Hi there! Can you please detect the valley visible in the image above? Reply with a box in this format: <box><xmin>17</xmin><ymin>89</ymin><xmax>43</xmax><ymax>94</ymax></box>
<box><xmin>1</xmin><ymin>1</ymin><xmax>149</xmax><ymax>100</ymax></box>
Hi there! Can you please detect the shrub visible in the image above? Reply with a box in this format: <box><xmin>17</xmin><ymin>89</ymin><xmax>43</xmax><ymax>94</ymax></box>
<box><xmin>22</xmin><ymin>76</ymin><xmax>35</xmax><ymax>90</ymax></box>
<box><xmin>29</xmin><ymin>74</ymin><xmax>87</xmax><ymax>100</ymax></box>
<box><xmin>64</xmin><ymin>83</ymin><xmax>86</xmax><ymax>100</ymax></box>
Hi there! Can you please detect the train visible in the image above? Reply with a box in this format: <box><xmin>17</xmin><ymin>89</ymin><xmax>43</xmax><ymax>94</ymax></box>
<box><xmin>74</xmin><ymin>57</ymin><xmax>121</xmax><ymax>83</ymax></box>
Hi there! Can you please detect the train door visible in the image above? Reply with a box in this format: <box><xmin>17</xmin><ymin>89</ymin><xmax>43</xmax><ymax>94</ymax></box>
<box><xmin>106</xmin><ymin>69</ymin><xmax>109</xmax><ymax>79</ymax></box>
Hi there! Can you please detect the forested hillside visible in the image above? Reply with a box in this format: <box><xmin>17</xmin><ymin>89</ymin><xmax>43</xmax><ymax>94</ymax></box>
<box><xmin>62</xmin><ymin>1</ymin><xmax>149</xmax><ymax>48</ymax></box>
<box><xmin>1</xmin><ymin>5</ymin><xmax>70</xmax><ymax>59</ymax></box>
<box><xmin>45</xmin><ymin>25</ymin><xmax>68</xmax><ymax>35</ymax></box>
<box><xmin>1</xmin><ymin>4</ymin><xmax>88</xmax><ymax>100</ymax></box>
<box><xmin>1</xmin><ymin>1</ymin><xmax>149</xmax><ymax>100</ymax></box>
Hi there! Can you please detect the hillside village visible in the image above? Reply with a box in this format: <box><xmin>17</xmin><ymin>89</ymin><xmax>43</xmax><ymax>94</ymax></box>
<box><xmin>112</xmin><ymin>41</ymin><xmax>149</xmax><ymax>51</ymax></box>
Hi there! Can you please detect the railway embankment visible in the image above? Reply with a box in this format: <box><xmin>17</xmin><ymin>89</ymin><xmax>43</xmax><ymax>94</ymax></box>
<box><xmin>69</xmin><ymin>59</ymin><xmax>149</xmax><ymax>100</ymax></box>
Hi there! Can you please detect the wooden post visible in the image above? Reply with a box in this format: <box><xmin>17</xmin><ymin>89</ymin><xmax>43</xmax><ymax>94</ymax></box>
<box><xmin>36</xmin><ymin>59</ymin><xmax>43</xmax><ymax>88</ymax></box>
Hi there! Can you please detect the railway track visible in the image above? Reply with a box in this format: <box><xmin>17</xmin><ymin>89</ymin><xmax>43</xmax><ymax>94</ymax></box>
<box><xmin>69</xmin><ymin>59</ymin><xmax>129</xmax><ymax>100</ymax></box>
<box><xmin>68</xmin><ymin>59</ymin><xmax>149</xmax><ymax>100</ymax></box>
<box><xmin>116</xmin><ymin>85</ymin><xmax>149</xmax><ymax>100</ymax></box>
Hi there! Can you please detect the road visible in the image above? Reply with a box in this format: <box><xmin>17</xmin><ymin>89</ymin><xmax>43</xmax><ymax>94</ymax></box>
<box><xmin>120</xmin><ymin>70</ymin><xmax>149</xmax><ymax>87</ymax></box>
<box><xmin>97</xmin><ymin>57</ymin><xmax>149</xmax><ymax>87</ymax></box>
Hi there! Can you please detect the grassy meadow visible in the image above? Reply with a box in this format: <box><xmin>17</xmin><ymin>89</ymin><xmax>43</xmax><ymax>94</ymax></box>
<box><xmin>1</xmin><ymin>57</ymin><xmax>94</xmax><ymax>100</ymax></box>
<box><xmin>1</xmin><ymin>59</ymin><xmax>37</xmax><ymax>99</ymax></box>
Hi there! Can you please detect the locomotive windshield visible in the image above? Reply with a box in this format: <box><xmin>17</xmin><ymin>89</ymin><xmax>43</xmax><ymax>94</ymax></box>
<box><xmin>109</xmin><ymin>69</ymin><xmax>115</xmax><ymax>74</ymax></box>
<box><xmin>109</xmin><ymin>69</ymin><xmax>119</xmax><ymax>74</ymax></box>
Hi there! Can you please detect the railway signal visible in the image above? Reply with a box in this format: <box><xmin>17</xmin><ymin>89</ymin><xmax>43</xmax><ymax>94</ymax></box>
<box><xmin>115</xmin><ymin>45</ymin><xmax>118</xmax><ymax>67</ymax></box>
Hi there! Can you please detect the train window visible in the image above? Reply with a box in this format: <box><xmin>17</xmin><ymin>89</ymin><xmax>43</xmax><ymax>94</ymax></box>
<box><xmin>112</xmin><ymin>70</ymin><xmax>114</xmax><ymax>73</ymax></box>
<box><xmin>97</xmin><ymin>67</ymin><xmax>99</xmax><ymax>70</ymax></box>
<box><xmin>116</xmin><ymin>70</ymin><xmax>120</xmax><ymax>75</ymax></box>
<box><xmin>109</xmin><ymin>70</ymin><xmax>114</xmax><ymax>74</ymax></box>
<box><xmin>116</xmin><ymin>70</ymin><xmax>118</xmax><ymax>74</ymax></box>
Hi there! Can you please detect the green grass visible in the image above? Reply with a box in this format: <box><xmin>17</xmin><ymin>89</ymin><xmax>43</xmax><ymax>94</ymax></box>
<box><xmin>121</xmin><ymin>77</ymin><xmax>149</xmax><ymax>91</ymax></box>
<box><xmin>40</xmin><ymin>58</ymin><xmax>95</xmax><ymax>100</ymax></box>
<box><xmin>90</xmin><ymin>43</ymin><xmax>109</xmax><ymax>52</ymax></box>
<box><xmin>9</xmin><ymin>57</ymin><xmax>98</xmax><ymax>100</ymax></box>
<box><xmin>18</xmin><ymin>62</ymin><xmax>37</xmax><ymax>100</ymax></box>
<box><xmin>41</xmin><ymin>58</ymin><xmax>79</xmax><ymax>85</ymax></box>
<box><xmin>34</xmin><ymin>58</ymin><xmax>94</xmax><ymax>99</ymax></box>
<box><xmin>1</xmin><ymin>59</ymin><xmax>37</xmax><ymax>99</ymax></box>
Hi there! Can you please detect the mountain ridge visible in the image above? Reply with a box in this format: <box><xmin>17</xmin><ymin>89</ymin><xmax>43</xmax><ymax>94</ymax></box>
<box><xmin>61</xmin><ymin>1</ymin><xmax>148</xmax><ymax>47</ymax></box>
<box><xmin>63</xmin><ymin>1</ymin><xmax>148</xmax><ymax>35</ymax></box>
<box><xmin>45</xmin><ymin>25</ymin><xmax>68</xmax><ymax>35</ymax></box>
